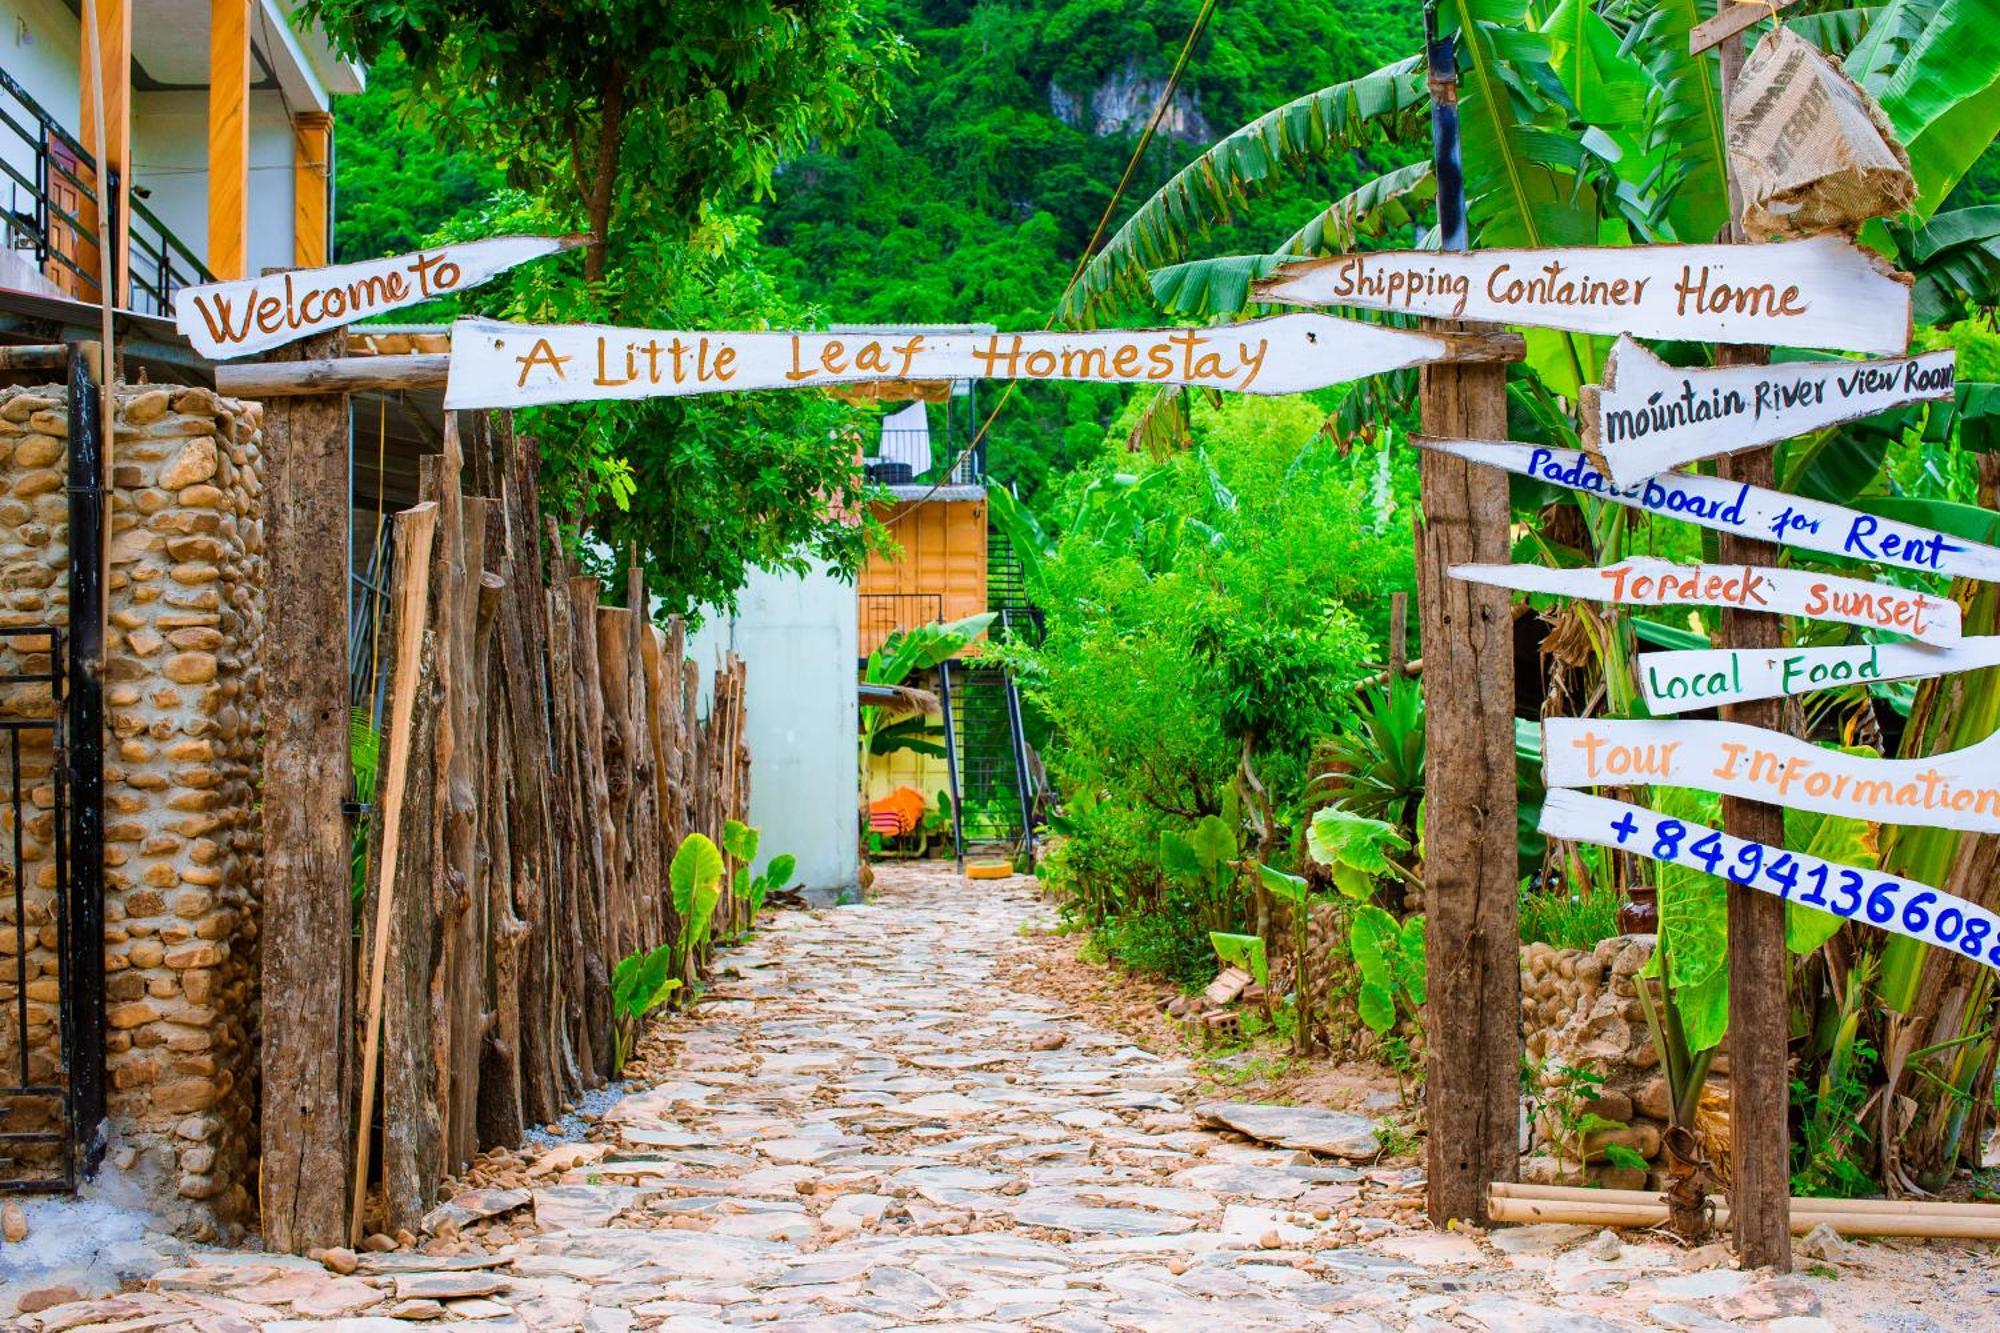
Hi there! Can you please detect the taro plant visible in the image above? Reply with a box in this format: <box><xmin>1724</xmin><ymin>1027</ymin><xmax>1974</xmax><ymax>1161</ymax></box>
<box><xmin>671</xmin><ymin>832</ymin><xmax>724</xmax><ymax>984</ymax></box>
<box><xmin>1307</xmin><ymin>805</ymin><xmax>1423</xmax><ymax>1069</ymax></box>
<box><xmin>1160</xmin><ymin>812</ymin><xmax>1243</xmax><ymax>934</ymax></box>
<box><xmin>609</xmin><ymin>942</ymin><xmax>682</xmax><ymax>1075</ymax></box>
<box><xmin>722</xmin><ymin>817</ymin><xmax>798</xmax><ymax>931</ymax></box>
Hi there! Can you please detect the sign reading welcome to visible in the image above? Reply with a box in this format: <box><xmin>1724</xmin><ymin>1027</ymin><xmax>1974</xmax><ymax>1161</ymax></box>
<box><xmin>1453</xmin><ymin>557</ymin><xmax>1961</xmax><ymax>644</ymax></box>
<box><xmin>1639</xmin><ymin>637</ymin><xmax>2000</xmax><ymax>714</ymax></box>
<box><xmin>1422</xmin><ymin>439</ymin><xmax>2000</xmax><ymax>582</ymax></box>
<box><xmin>1249</xmin><ymin>233</ymin><xmax>1910</xmax><ymax>355</ymax></box>
<box><xmin>1541</xmin><ymin>790</ymin><xmax>1999</xmax><ymax>968</ymax></box>
<box><xmin>1582</xmin><ymin>336</ymin><xmax>1955</xmax><ymax>484</ymax></box>
<box><xmin>444</xmin><ymin>313</ymin><xmax>1459</xmax><ymax>409</ymax></box>
<box><xmin>1544</xmin><ymin>716</ymin><xmax>2000</xmax><ymax>833</ymax></box>
<box><xmin>179</xmin><ymin>236</ymin><xmax>580</xmax><ymax>359</ymax></box>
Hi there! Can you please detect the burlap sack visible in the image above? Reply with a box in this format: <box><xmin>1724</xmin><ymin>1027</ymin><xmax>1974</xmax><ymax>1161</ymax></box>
<box><xmin>1726</xmin><ymin>26</ymin><xmax>1913</xmax><ymax>241</ymax></box>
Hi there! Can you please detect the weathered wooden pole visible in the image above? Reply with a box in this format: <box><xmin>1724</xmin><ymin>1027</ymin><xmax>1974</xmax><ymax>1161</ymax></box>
<box><xmin>1703</xmin><ymin>9</ymin><xmax>1793</xmax><ymax>1273</ymax></box>
<box><xmin>1418</xmin><ymin>5</ymin><xmax>1521</xmax><ymax>1225</ymax></box>
<box><xmin>259</xmin><ymin>328</ymin><xmax>354</xmax><ymax>1252</ymax></box>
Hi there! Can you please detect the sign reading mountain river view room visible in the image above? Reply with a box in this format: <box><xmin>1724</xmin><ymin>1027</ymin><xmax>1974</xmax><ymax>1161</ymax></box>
<box><xmin>1420</xmin><ymin>438</ymin><xmax>2000</xmax><ymax>581</ymax></box>
<box><xmin>1540</xmin><ymin>790</ymin><xmax>2000</xmax><ymax>969</ymax></box>
<box><xmin>177</xmin><ymin>236</ymin><xmax>580</xmax><ymax>359</ymax></box>
<box><xmin>1453</xmin><ymin>557</ymin><xmax>1961</xmax><ymax>644</ymax></box>
<box><xmin>1248</xmin><ymin>233</ymin><xmax>1911</xmax><ymax>355</ymax></box>
<box><xmin>1543</xmin><ymin>716</ymin><xmax>2000</xmax><ymax>833</ymax></box>
<box><xmin>443</xmin><ymin>313</ymin><xmax>1461</xmax><ymax>409</ymax></box>
<box><xmin>1638</xmin><ymin>637</ymin><xmax>2000</xmax><ymax>714</ymax></box>
<box><xmin>1581</xmin><ymin>335</ymin><xmax>1956</xmax><ymax>484</ymax></box>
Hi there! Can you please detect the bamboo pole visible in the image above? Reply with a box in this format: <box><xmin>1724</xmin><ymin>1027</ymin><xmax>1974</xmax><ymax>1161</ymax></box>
<box><xmin>1488</xmin><ymin>1186</ymin><xmax>2000</xmax><ymax>1238</ymax></box>
<box><xmin>349</xmin><ymin>501</ymin><xmax>440</xmax><ymax>1244</ymax></box>
<box><xmin>1492</xmin><ymin>1182</ymin><xmax>2000</xmax><ymax>1218</ymax></box>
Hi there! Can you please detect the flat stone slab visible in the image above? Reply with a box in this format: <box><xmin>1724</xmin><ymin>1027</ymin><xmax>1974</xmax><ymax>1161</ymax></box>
<box><xmin>1193</xmin><ymin>1102</ymin><xmax>1381</xmax><ymax>1160</ymax></box>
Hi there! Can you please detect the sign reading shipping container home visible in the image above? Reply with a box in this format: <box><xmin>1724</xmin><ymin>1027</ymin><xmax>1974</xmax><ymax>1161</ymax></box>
<box><xmin>1421</xmin><ymin>438</ymin><xmax>1999</xmax><ymax>580</ymax></box>
<box><xmin>444</xmin><ymin>313</ymin><xmax>1478</xmax><ymax>409</ymax></box>
<box><xmin>1543</xmin><ymin>716</ymin><xmax>2000</xmax><ymax>833</ymax></box>
<box><xmin>1540</xmin><ymin>790</ymin><xmax>2000</xmax><ymax>968</ymax></box>
<box><xmin>1639</xmin><ymin>637</ymin><xmax>2000</xmax><ymax>714</ymax></box>
<box><xmin>1453</xmin><ymin>557</ymin><xmax>1961</xmax><ymax>644</ymax></box>
<box><xmin>1249</xmin><ymin>233</ymin><xmax>1911</xmax><ymax>355</ymax></box>
<box><xmin>1581</xmin><ymin>336</ymin><xmax>1955</xmax><ymax>484</ymax></box>
<box><xmin>178</xmin><ymin>236</ymin><xmax>581</xmax><ymax>359</ymax></box>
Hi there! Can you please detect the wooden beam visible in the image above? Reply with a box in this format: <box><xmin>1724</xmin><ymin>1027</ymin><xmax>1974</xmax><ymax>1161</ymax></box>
<box><xmin>207</xmin><ymin>0</ymin><xmax>251</xmax><ymax>280</ymax></box>
<box><xmin>293</xmin><ymin>112</ymin><xmax>334</xmax><ymax>268</ymax></box>
<box><xmin>0</xmin><ymin>345</ymin><xmax>69</xmax><ymax>370</ymax></box>
<box><xmin>216</xmin><ymin>354</ymin><xmax>450</xmax><ymax>398</ymax></box>
<box><xmin>258</xmin><ymin>329</ymin><xmax>353</xmax><ymax>1253</ymax></box>
<box><xmin>1690</xmin><ymin>0</ymin><xmax>1803</xmax><ymax>55</ymax></box>
<box><xmin>78</xmin><ymin>0</ymin><xmax>131</xmax><ymax>306</ymax></box>
<box><xmin>1710</xmin><ymin>4</ymin><xmax>1793</xmax><ymax>1274</ymax></box>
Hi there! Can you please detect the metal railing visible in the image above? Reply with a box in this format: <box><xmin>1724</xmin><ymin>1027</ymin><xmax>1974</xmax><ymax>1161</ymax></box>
<box><xmin>859</xmin><ymin>592</ymin><xmax>942</xmax><ymax>660</ymax></box>
<box><xmin>0</xmin><ymin>65</ymin><xmax>211</xmax><ymax>317</ymax></box>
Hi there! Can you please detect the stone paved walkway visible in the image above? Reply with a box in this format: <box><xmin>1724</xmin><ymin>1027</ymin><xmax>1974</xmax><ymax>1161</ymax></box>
<box><xmin>8</xmin><ymin>865</ymin><xmax>1989</xmax><ymax>1330</ymax></box>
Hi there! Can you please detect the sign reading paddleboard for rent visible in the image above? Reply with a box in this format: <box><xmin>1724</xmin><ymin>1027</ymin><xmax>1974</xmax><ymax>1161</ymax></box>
<box><xmin>179</xmin><ymin>236</ymin><xmax>580</xmax><ymax>359</ymax></box>
<box><xmin>444</xmin><ymin>313</ymin><xmax>1458</xmax><ymax>409</ymax></box>
<box><xmin>1453</xmin><ymin>557</ymin><xmax>1960</xmax><ymax>644</ymax></box>
<box><xmin>1422</xmin><ymin>439</ymin><xmax>2000</xmax><ymax>582</ymax></box>
<box><xmin>1582</xmin><ymin>336</ymin><xmax>1955</xmax><ymax>484</ymax></box>
<box><xmin>1543</xmin><ymin>716</ymin><xmax>2000</xmax><ymax>833</ymax></box>
<box><xmin>1639</xmin><ymin>638</ymin><xmax>2000</xmax><ymax>714</ymax></box>
<box><xmin>1540</xmin><ymin>789</ymin><xmax>2000</xmax><ymax>967</ymax></box>
<box><xmin>1249</xmin><ymin>233</ymin><xmax>1910</xmax><ymax>355</ymax></box>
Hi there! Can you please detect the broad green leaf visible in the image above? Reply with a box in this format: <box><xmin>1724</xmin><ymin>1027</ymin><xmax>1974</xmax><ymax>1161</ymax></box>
<box><xmin>1398</xmin><ymin>915</ymin><xmax>1428</xmax><ymax>1007</ymax></box>
<box><xmin>722</xmin><ymin>818</ymin><xmax>759</xmax><ymax>862</ymax></box>
<box><xmin>670</xmin><ymin>833</ymin><xmax>724</xmax><ymax>920</ymax></box>
<box><xmin>1307</xmin><ymin>806</ymin><xmax>1409</xmax><ymax>879</ymax></box>
<box><xmin>1357</xmin><ymin>981</ymin><xmax>1398</xmax><ymax>1034</ymax></box>
<box><xmin>1189</xmin><ymin>814</ymin><xmax>1237</xmax><ymax>875</ymax></box>
<box><xmin>1258</xmin><ymin>862</ymin><xmax>1309</xmax><ymax>906</ymax></box>
<box><xmin>1160</xmin><ymin>830</ymin><xmax>1202</xmax><ymax>881</ymax></box>
<box><xmin>1785</xmin><ymin>805</ymin><xmax>1882</xmax><ymax>954</ymax></box>
<box><xmin>1541</xmin><ymin>0</ymin><xmax>1648</xmax><ymax>128</ymax></box>
<box><xmin>1349</xmin><ymin>904</ymin><xmax>1399</xmax><ymax>990</ymax></box>
<box><xmin>1677</xmin><ymin>963</ymin><xmax>1730</xmax><ymax>1053</ymax></box>
<box><xmin>764</xmin><ymin>853</ymin><xmax>797</xmax><ymax>889</ymax></box>
<box><xmin>1209</xmin><ymin>931</ymin><xmax>1269</xmax><ymax>990</ymax></box>
<box><xmin>1851</xmin><ymin>494</ymin><xmax>2000</xmax><ymax>546</ymax></box>
<box><xmin>1860</xmin><ymin>0</ymin><xmax>2000</xmax><ymax>219</ymax></box>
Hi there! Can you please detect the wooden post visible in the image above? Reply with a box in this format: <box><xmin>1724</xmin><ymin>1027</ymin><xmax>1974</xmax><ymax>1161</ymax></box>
<box><xmin>1418</xmin><ymin>6</ymin><xmax>1520</xmax><ymax>1226</ymax></box>
<box><xmin>293</xmin><ymin>112</ymin><xmax>334</xmax><ymax>268</ymax></box>
<box><xmin>78</xmin><ymin>0</ymin><xmax>131</xmax><ymax>305</ymax></box>
<box><xmin>207</xmin><ymin>0</ymin><xmax>251</xmax><ymax>280</ymax></box>
<box><xmin>259</xmin><ymin>329</ymin><xmax>353</xmax><ymax>1253</ymax></box>
<box><xmin>1709</xmin><ymin>11</ymin><xmax>1793</xmax><ymax>1273</ymax></box>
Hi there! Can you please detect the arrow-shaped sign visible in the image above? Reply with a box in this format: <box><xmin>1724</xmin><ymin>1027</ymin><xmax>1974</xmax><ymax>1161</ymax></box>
<box><xmin>1638</xmin><ymin>637</ymin><xmax>2000</xmax><ymax>714</ymax></box>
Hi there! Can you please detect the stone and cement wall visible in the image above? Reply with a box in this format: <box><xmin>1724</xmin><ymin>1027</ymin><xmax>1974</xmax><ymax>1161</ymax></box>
<box><xmin>0</xmin><ymin>383</ymin><xmax>264</xmax><ymax>1238</ymax></box>
<box><xmin>1520</xmin><ymin>935</ymin><xmax>1671</xmax><ymax>1190</ymax></box>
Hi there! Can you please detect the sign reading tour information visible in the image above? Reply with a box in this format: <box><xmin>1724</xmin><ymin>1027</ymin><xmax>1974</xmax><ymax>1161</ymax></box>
<box><xmin>179</xmin><ymin>236</ymin><xmax>580</xmax><ymax>359</ymax></box>
<box><xmin>1582</xmin><ymin>336</ymin><xmax>1955</xmax><ymax>484</ymax></box>
<box><xmin>1421</xmin><ymin>439</ymin><xmax>2000</xmax><ymax>581</ymax></box>
<box><xmin>1543</xmin><ymin>716</ymin><xmax>2000</xmax><ymax>833</ymax></box>
<box><xmin>1453</xmin><ymin>557</ymin><xmax>1961</xmax><ymax>644</ymax></box>
<box><xmin>444</xmin><ymin>313</ymin><xmax>1460</xmax><ymax>409</ymax></box>
<box><xmin>1540</xmin><ymin>790</ymin><xmax>2000</xmax><ymax>968</ymax></box>
<box><xmin>1249</xmin><ymin>233</ymin><xmax>1910</xmax><ymax>355</ymax></box>
<box><xmin>1639</xmin><ymin>638</ymin><xmax>2000</xmax><ymax>714</ymax></box>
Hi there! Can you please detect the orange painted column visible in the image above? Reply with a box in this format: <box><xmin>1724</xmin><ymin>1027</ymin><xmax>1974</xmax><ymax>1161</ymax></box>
<box><xmin>78</xmin><ymin>0</ymin><xmax>132</xmax><ymax>305</ymax></box>
<box><xmin>207</xmin><ymin>0</ymin><xmax>251</xmax><ymax>279</ymax></box>
<box><xmin>292</xmin><ymin>112</ymin><xmax>334</xmax><ymax>268</ymax></box>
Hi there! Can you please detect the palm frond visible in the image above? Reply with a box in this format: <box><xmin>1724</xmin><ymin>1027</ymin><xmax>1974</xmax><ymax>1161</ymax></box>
<box><xmin>1127</xmin><ymin>383</ymin><xmax>1194</xmax><ymax>460</ymax></box>
<box><xmin>1857</xmin><ymin>0</ymin><xmax>2000</xmax><ymax>220</ymax></box>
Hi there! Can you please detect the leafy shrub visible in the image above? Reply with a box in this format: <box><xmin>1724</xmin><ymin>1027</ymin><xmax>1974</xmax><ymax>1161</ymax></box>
<box><xmin>1091</xmin><ymin>910</ymin><xmax>1217</xmax><ymax>990</ymax></box>
<box><xmin>1518</xmin><ymin>876</ymin><xmax>1623</xmax><ymax>951</ymax></box>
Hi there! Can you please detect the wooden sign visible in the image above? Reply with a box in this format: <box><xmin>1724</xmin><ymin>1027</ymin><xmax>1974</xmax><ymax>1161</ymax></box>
<box><xmin>1249</xmin><ymin>233</ymin><xmax>1910</xmax><ymax>355</ymax></box>
<box><xmin>1423</xmin><ymin>438</ymin><xmax>2000</xmax><ymax>581</ymax></box>
<box><xmin>1581</xmin><ymin>336</ymin><xmax>1955</xmax><ymax>484</ymax></box>
<box><xmin>179</xmin><ymin>236</ymin><xmax>580</xmax><ymax>359</ymax></box>
<box><xmin>1453</xmin><ymin>557</ymin><xmax>1961</xmax><ymax>644</ymax></box>
<box><xmin>1640</xmin><ymin>637</ymin><xmax>2000</xmax><ymax>714</ymax></box>
<box><xmin>1543</xmin><ymin>716</ymin><xmax>2000</xmax><ymax>832</ymax></box>
<box><xmin>1541</xmin><ymin>789</ymin><xmax>1998</xmax><ymax>967</ymax></box>
<box><xmin>444</xmin><ymin>313</ymin><xmax>1468</xmax><ymax>410</ymax></box>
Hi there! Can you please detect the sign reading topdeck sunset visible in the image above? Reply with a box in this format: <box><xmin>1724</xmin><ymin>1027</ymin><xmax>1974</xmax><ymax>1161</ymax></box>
<box><xmin>178</xmin><ymin>236</ymin><xmax>579</xmax><ymax>359</ymax></box>
<box><xmin>444</xmin><ymin>313</ymin><xmax>1458</xmax><ymax>409</ymax></box>
<box><xmin>1249</xmin><ymin>233</ymin><xmax>1911</xmax><ymax>355</ymax></box>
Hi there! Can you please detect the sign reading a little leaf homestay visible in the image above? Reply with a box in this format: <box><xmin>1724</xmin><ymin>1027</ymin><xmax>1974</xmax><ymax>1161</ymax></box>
<box><xmin>1582</xmin><ymin>336</ymin><xmax>1955</xmax><ymax>484</ymax></box>
<box><xmin>443</xmin><ymin>313</ymin><xmax>1463</xmax><ymax>409</ymax></box>
<box><xmin>179</xmin><ymin>236</ymin><xmax>581</xmax><ymax>359</ymax></box>
<box><xmin>1639</xmin><ymin>638</ymin><xmax>2000</xmax><ymax>714</ymax></box>
<box><xmin>1249</xmin><ymin>233</ymin><xmax>1910</xmax><ymax>355</ymax></box>
<box><xmin>1422</xmin><ymin>439</ymin><xmax>2000</xmax><ymax>581</ymax></box>
<box><xmin>1452</xmin><ymin>557</ymin><xmax>1961</xmax><ymax>644</ymax></box>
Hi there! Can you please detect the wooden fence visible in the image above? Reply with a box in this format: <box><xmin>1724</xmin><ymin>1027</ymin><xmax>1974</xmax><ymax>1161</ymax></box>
<box><xmin>279</xmin><ymin>409</ymin><xmax>751</xmax><ymax>1242</ymax></box>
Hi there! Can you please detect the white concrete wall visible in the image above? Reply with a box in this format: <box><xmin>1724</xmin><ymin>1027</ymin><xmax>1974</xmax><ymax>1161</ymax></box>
<box><xmin>0</xmin><ymin>0</ymin><xmax>82</xmax><ymax>264</ymax></box>
<box><xmin>687</xmin><ymin>561</ymin><xmax>859</xmax><ymax>895</ymax></box>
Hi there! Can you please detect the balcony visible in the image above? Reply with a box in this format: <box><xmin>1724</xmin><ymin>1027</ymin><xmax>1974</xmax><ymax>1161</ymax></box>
<box><xmin>0</xmin><ymin>66</ymin><xmax>211</xmax><ymax>320</ymax></box>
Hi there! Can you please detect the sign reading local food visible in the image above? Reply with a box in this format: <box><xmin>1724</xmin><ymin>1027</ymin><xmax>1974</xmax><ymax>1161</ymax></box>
<box><xmin>1639</xmin><ymin>637</ymin><xmax>2000</xmax><ymax>714</ymax></box>
<box><xmin>179</xmin><ymin>236</ymin><xmax>580</xmax><ymax>359</ymax></box>
<box><xmin>1543</xmin><ymin>716</ymin><xmax>2000</xmax><ymax>833</ymax></box>
<box><xmin>1540</xmin><ymin>790</ymin><xmax>1999</xmax><ymax>968</ymax></box>
<box><xmin>1249</xmin><ymin>233</ymin><xmax>1910</xmax><ymax>355</ymax></box>
<box><xmin>1581</xmin><ymin>336</ymin><xmax>1955</xmax><ymax>484</ymax></box>
<box><xmin>1422</xmin><ymin>439</ymin><xmax>2000</xmax><ymax>582</ymax></box>
<box><xmin>1453</xmin><ymin>557</ymin><xmax>1961</xmax><ymax>644</ymax></box>
<box><xmin>444</xmin><ymin>313</ymin><xmax>1458</xmax><ymax>409</ymax></box>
